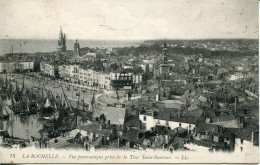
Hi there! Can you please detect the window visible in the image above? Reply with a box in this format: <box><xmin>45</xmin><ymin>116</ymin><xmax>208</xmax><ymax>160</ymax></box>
<box><xmin>179</xmin><ymin>123</ymin><xmax>182</xmax><ymax>127</ymax></box>
<box><xmin>240</xmin><ymin>139</ymin><xmax>243</xmax><ymax>144</ymax></box>
<box><xmin>143</xmin><ymin>116</ymin><xmax>146</xmax><ymax>121</ymax></box>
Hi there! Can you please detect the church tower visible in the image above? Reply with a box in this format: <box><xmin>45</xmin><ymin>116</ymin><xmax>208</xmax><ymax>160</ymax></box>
<box><xmin>163</xmin><ymin>43</ymin><xmax>168</xmax><ymax>64</ymax></box>
<box><xmin>74</xmin><ymin>39</ymin><xmax>80</xmax><ymax>56</ymax></box>
<box><xmin>159</xmin><ymin>42</ymin><xmax>170</xmax><ymax>80</ymax></box>
<box><xmin>57</xmin><ymin>27</ymin><xmax>67</xmax><ymax>53</ymax></box>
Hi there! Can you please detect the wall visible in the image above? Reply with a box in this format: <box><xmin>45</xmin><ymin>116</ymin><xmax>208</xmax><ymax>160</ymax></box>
<box><xmin>139</xmin><ymin>114</ymin><xmax>196</xmax><ymax>132</ymax></box>
<box><xmin>234</xmin><ymin>138</ymin><xmax>253</xmax><ymax>153</ymax></box>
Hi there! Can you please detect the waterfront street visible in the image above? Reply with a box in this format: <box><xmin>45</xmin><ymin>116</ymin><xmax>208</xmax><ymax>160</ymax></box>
<box><xmin>0</xmin><ymin>73</ymin><xmax>126</xmax><ymax>108</ymax></box>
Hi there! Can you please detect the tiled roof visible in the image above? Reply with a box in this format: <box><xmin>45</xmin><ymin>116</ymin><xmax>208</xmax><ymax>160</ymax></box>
<box><xmin>196</xmin><ymin>123</ymin><xmax>219</xmax><ymax>134</ymax></box>
<box><xmin>124</xmin><ymin>115</ymin><xmax>141</xmax><ymax>128</ymax></box>
<box><xmin>212</xmin><ymin>115</ymin><xmax>236</xmax><ymax>123</ymax></box>
<box><xmin>153</xmin><ymin>109</ymin><xmax>198</xmax><ymax>124</ymax></box>
<box><xmin>164</xmin><ymin>102</ymin><xmax>182</xmax><ymax>109</ymax></box>
<box><xmin>191</xmin><ymin>139</ymin><xmax>225</xmax><ymax>148</ymax></box>
<box><xmin>188</xmin><ymin>102</ymin><xmax>199</xmax><ymax>111</ymax></box>
<box><xmin>79</xmin><ymin>122</ymin><xmax>112</xmax><ymax>137</ymax></box>
<box><xmin>235</xmin><ymin>129</ymin><xmax>253</xmax><ymax>141</ymax></box>
<box><xmin>122</xmin><ymin>128</ymin><xmax>145</xmax><ymax>144</ymax></box>
<box><xmin>94</xmin><ymin>105</ymin><xmax>126</xmax><ymax>125</ymax></box>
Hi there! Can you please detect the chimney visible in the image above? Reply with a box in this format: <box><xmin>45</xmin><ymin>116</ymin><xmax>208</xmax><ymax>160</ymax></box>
<box><xmin>234</xmin><ymin>96</ymin><xmax>237</xmax><ymax>113</ymax></box>
<box><xmin>117</xmin><ymin>137</ymin><xmax>120</xmax><ymax>148</ymax></box>
<box><xmin>251</xmin><ymin>131</ymin><xmax>254</xmax><ymax>144</ymax></box>
<box><xmin>218</xmin><ymin>126</ymin><xmax>223</xmax><ymax>134</ymax></box>
<box><xmin>153</xmin><ymin>111</ymin><xmax>157</xmax><ymax>117</ymax></box>
<box><xmin>107</xmin><ymin>120</ymin><xmax>111</xmax><ymax>127</ymax></box>
<box><xmin>137</xmin><ymin>132</ymin><xmax>142</xmax><ymax>139</ymax></box>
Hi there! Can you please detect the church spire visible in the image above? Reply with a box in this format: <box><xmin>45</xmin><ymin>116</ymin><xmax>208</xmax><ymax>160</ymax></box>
<box><xmin>57</xmin><ymin>26</ymin><xmax>67</xmax><ymax>53</ymax></box>
<box><xmin>59</xmin><ymin>26</ymin><xmax>63</xmax><ymax>39</ymax></box>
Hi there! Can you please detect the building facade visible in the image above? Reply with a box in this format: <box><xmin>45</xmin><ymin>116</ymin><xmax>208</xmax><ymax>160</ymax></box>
<box><xmin>110</xmin><ymin>71</ymin><xmax>133</xmax><ymax>90</ymax></box>
<box><xmin>41</xmin><ymin>63</ymin><xmax>142</xmax><ymax>91</ymax></box>
<box><xmin>58</xmin><ymin>64</ymin><xmax>112</xmax><ymax>90</ymax></box>
<box><xmin>139</xmin><ymin>112</ymin><xmax>196</xmax><ymax>133</ymax></box>
<box><xmin>40</xmin><ymin>62</ymin><xmax>58</xmax><ymax>77</ymax></box>
<box><xmin>0</xmin><ymin>62</ymin><xmax>34</xmax><ymax>73</ymax></box>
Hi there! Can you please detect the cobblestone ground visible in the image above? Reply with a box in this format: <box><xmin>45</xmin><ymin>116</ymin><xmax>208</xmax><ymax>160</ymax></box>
<box><xmin>1</xmin><ymin>73</ymin><xmax>132</xmax><ymax>107</ymax></box>
<box><xmin>1</xmin><ymin>73</ymin><xmax>94</xmax><ymax>107</ymax></box>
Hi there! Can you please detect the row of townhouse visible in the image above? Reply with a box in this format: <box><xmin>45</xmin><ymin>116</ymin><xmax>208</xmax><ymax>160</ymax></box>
<box><xmin>40</xmin><ymin>62</ymin><xmax>58</xmax><ymax>77</ymax></box>
<box><xmin>57</xmin><ymin>64</ymin><xmax>112</xmax><ymax>89</ymax></box>
<box><xmin>40</xmin><ymin>62</ymin><xmax>142</xmax><ymax>90</ymax></box>
<box><xmin>0</xmin><ymin>61</ymin><xmax>34</xmax><ymax>73</ymax></box>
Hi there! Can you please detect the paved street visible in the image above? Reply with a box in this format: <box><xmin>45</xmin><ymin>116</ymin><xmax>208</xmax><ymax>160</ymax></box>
<box><xmin>0</xmin><ymin>73</ymin><xmax>127</xmax><ymax>107</ymax></box>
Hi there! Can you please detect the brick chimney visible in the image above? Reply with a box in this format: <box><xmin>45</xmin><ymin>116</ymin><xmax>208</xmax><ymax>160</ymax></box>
<box><xmin>107</xmin><ymin>120</ymin><xmax>111</xmax><ymax>127</ymax></box>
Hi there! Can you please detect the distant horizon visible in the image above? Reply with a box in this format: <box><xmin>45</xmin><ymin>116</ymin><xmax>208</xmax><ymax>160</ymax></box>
<box><xmin>0</xmin><ymin>38</ymin><xmax>258</xmax><ymax>41</ymax></box>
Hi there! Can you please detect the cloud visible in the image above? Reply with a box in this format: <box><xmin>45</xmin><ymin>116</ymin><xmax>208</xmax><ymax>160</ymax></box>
<box><xmin>0</xmin><ymin>0</ymin><xmax>258</xmax><ymax>39</ymax></box>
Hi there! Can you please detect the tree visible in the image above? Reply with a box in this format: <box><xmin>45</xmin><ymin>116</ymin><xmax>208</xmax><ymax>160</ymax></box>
<box><xmin>109</xmin><ymin>63</ymin><xmax>119</xmax><ymax>71</ymax></box>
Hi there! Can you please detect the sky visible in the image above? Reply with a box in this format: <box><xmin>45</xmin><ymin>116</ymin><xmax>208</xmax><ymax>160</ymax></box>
<box><xmin>0</xmin><ymin>0</ymin><xmax>258</xmax><ymax>40</ymax></box>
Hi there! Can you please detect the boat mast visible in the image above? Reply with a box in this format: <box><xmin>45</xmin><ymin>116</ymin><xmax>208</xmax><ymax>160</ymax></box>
<box><xmin>11</xmin><ymin>95</ymin><xmax>14</xmax><ymax>143</ymax></box>
<box><xmin>5</xmin><ymin>72</ymin><xmax>7</xmax><ymax>92</ymax></box>
<box><xmin>90</xmin><ymin>90</ymin><xmax>95</xmax><ymax>113</ymax></box>
<box><xmin>76</xmin><ymin>92</ymin><xmax>80</xmax><ymax>127</ymax></box>
<box><xmin>52</xmin><ymin>94</ymin><xmax>55</xmax><ymax>136</ymax></box>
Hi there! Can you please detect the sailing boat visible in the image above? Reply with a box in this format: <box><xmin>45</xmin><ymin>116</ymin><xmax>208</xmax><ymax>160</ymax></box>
<box><xmin>4</xmin><ymin>94</ymin><xmax>13</xmax><ymax>115</ymax></box>
<box><xmin>89</xmin><ymin>91</ymin><xmax>96</xmax><ymax>113</ymax></box>
<box><xmin>20</xmin><ymin>97</ymin><xmax>30</xmax><ymax>116</ymax></box>
<box><xmin>41</xmin><ymin>98</ymin><xmax>54</xmax><ymax>118</ymax></box>
<box><xmin>0</xmin><ymin>96</ymin><xmax>9</xmax><ymax>119</ymax></box>
<box><xmin>44</xmin><ymin>98</ymin><xmax>51</xmax><ymax>108</ymax></box>
<box><xmin>43</xmin><ymin>102</ymin><xmax>59</xmax><ymax>120</ymax></box>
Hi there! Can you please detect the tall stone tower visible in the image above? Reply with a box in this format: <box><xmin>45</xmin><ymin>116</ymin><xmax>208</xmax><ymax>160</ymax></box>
<box><xmin>74</xmin><ymin>39</ymin><xmax>80</xmax><ymax>56</ymax></box>
<box><xmin>159</xmin><ymin>43</ymin><xmax>170</xmax><ymax>80</ymax></box>
<box><xmin>57</xmin><ymin>27</ymin><xmax>67</xmax><ymax>53</ymax></box>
